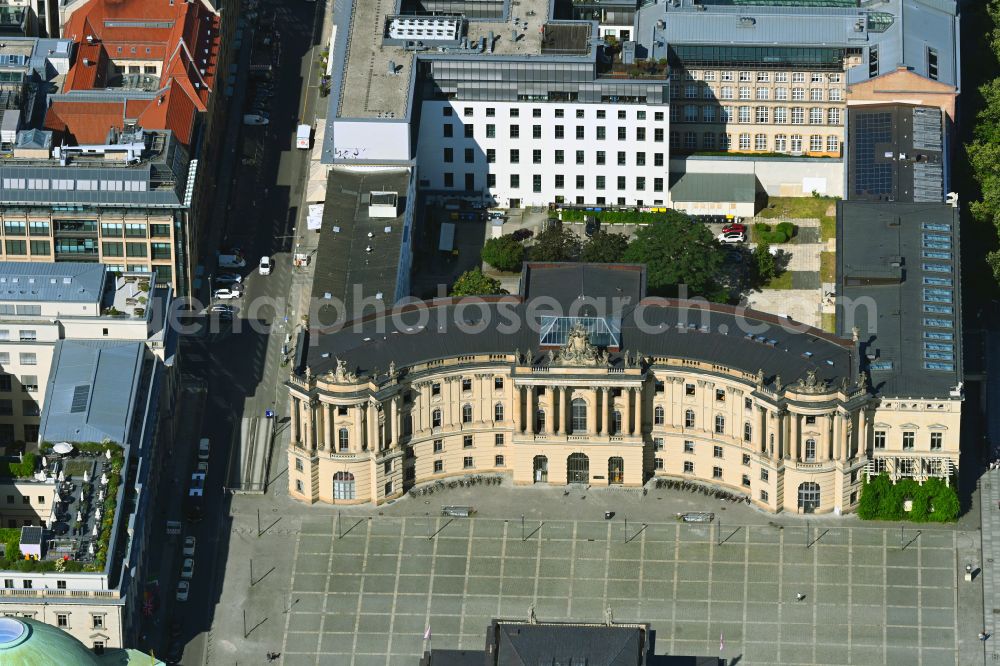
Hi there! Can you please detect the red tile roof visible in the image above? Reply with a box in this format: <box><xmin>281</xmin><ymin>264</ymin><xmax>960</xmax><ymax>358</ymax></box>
<box><xmin>58</xmin><ymin>0</ymin><xmax>220</xmax><ymax>147</ymax></box>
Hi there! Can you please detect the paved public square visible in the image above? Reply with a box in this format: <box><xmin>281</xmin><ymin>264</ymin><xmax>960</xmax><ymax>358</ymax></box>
<box><xmin>227</xmin><ymin>482</ymin><xmax>984</xmax><ymax>666</ymax></box>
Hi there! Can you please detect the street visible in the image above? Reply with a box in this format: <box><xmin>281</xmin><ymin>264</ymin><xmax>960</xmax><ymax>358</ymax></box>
<box><xmin>138</xmin><ymin>0</ymin><xmax>326</xmax><ymax>661</ymax></box>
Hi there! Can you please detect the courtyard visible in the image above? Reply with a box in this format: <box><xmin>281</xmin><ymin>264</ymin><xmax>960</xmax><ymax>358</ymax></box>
<box><xmin>233</xmin><ymin>483</ymin><xmax>985</xmax><ymax>666</ymax></box>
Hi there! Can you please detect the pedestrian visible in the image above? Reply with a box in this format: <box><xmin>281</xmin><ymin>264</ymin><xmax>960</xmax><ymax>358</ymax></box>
<box><xmin>796</xmin><ymin>593</ymin><xmax>805</xmax><ymax>601</ymax></box>
<box><xmin>979</xmin><ymin>631</ymin><xmax>988</xmax><ymax>641</ymax></box>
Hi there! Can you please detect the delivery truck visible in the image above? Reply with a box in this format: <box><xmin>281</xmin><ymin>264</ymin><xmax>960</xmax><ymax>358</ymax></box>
<box><xmin>296</xmin><ymin>124</ymin><xmax>311</xmax><ymax>149</ymax></box>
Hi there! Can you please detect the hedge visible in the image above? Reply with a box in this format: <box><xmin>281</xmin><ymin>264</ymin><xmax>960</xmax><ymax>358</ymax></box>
<box><xmin>753</xmin><ymin>222</ymin><xmax>796</xmax><ymax>244</ymax></box>
<box><xmin>560</xmin><ymin>209</ymin><xmax>672</xmax><ymax>225</ymax></box>
<box><xmin>856</xmin><ymin>473</ymin><xmax>958</xmax><ymax>522</ymax></box>
<box><xmin>5</xmin><ymin>452</ymin><xmax>36</xmax><ymax>479</ymax></box>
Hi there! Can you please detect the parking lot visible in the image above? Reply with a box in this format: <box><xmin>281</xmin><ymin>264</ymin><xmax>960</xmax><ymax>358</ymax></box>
<box><xmin>254</xmin><ymin>483</ymin><xmax>982</xmax><ymax>666</ymax></box>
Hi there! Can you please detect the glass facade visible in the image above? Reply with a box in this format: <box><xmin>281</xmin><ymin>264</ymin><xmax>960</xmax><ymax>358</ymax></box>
<box><xmin>539</xmin><ymin>315</ymin><xmax>622</xmax><ymax>348</ymax></box>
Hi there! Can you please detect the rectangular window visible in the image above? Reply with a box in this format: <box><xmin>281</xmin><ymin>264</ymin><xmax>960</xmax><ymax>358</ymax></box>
<box><xmin>596</xmin><ymin>127</ymin><xmax>606</xmax><ymax>140</ymax></box>
<box><xmin>17</xmin><ymin>330</ymin><xmax>35</xmax><ymax>342</ymax></box>
<box><xmin>510</xmin><ymin>174</ymin><xmax>519</xmax><ymax>188</ymax></box>
<box><xmin>554</xmin><ymin>175</ymin><xmax>564</xmax><ymax>189</ymax></box>
<box><xmin>433</xmin><ymin>439</ymin><xmax>443</xmax><ymax>453</ymax></box>
<box><xmin>575</xmin><ymin>150</ymin><xmax>585</xmax><ymax>165</ymax></box>
<box><xmin>443</xmin><ymin>173</ymin><xmax>454</xmax><ymax>188</ymax></box>
<box><xmin>902</xmin><ymin>432</ymin><xmax>915</xmax><ymax>450</ymax></box>
<box><xmin>554</xmin><ymin>150</ymin><xmax>564</xmax><ymax>164</ymax></box>
<box><xmin>596</xmin><ymin>176</ymin><xmax>605</xmax><ymax>190</ymax></box>
<box><xmin>655</xmin><ymin>458</ymin><xmax>664</xmax><ymax>470</ymax></box>
<box><xmin>509</xmin><ymin>125</ymin><xmax>519</xmax><ymax>139</ymax></box>
<box><xmin>533</xmin><ymin>175</ymin><xmax>542</xmax><ymax>193</ymax></box>
<box><xmin>4</xmin><ymin>241</ymin><xmax>25</xmax><ymax>256</ymax></box>
<box><xmin>495</xmin><ymin>433</ymin><xmax>504</xmax><ymax>447</ymax></box>
<box><xmin>575</xmin><ymin>175</ymin><xmax>585</xmax><ymax>190</ymax></box>
<box><xmin>532</xmin><ymin>149</ymin><xmax>542</xmax><ymax>164</ymax></box>
<box><xmin>510</xmin><ymin>149</ymin><xmax>519</xmax><ymax>164</ymax></box>
<box><xmin>874</xmin><ymin>431</ymin><xmax>885</xmax><ymax>449</ymax></box>
<box><xmin>713</xmin><ymin>466</ymin><xmax>723</xmax><ymax>479</ymax></box>
<box><xmin>463</xmin><ymin>456</ymin><xmax>474</xmax><ymax>469</ymax></box>
<box><xmin>869</xmin><ymin>46</ymin><xmax>879</xmax><ymax>78</ymax></box>
<box><xmin>434</xmin><ymin>460</ymin><xmax>443</xmax><ymax>472</ymax></box>
<box><xmin>18</xmin><ymin>354</ymin><xmax>35</xmax><ymax>366</ymax></box>
<box><xmin>616</xmin><ymin>176</ymin><xmax>626</xmax><ymax>191</ymax></box>
<box><xmin>760</xmin><ymin>469</ymin><xmax>769</xmax><ymax>482</ymax></box>
<box><xmin>464</xmin><ymin>125</ymin><xmax>473</xmax><ymax>138</ymax></box>
<box><xmin>760</xmin><ymin>490</ymin><xmax>769</xmax><ymax>502</ymax></box>
<box><xmin>463</xmin><ymin>435</ymin><xmax>473</xmax><ymax>448</ymax></box>
<box><xmin>684</xmin><ymin>461</ymin><xmax>694</xmax><ymax>473</ymax></box>
<box><xmin>683</xmin><ymin>440</ymin><xmax>694</xmax><ymax>453</ymax></box>
<box><xmin>930</xmin><ymin>432</ymin><xmax>942</xmax><ymax>450</ymax></box>
<box><xmin>713</xmin><ymin>445</ymin><xmax>723</xmax><ymax>459</ymax></box>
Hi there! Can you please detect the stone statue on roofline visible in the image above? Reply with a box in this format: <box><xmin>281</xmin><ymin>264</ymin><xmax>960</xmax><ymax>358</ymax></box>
<box><xmin>556</xmin><ymin>322</ymin><xmax>601</xmax><ymax>366</ymax></box>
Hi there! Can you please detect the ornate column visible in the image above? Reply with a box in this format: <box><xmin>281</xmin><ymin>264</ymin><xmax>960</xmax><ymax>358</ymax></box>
<box><xmin>780</xmin><ymin>410</ymin><xmax>790</xmax><ymax>460</ymax></box>
<box><xmin>323</xmin><ymin>404</ymin><xmax>332</xmax><ymax>451</ymax></box>
<box><xmin>389</xmin><ymin>396</ymin><xmax>399</xmax><ymax>448</ymax></box>
<box><xmin>557</xmin><ymin>387</ymin><xmax>567</xmax><ymax>435</ymax></box>
<box><xmin>548</xmin><ymin>387</ymin><xmax>558</xmax><ymax>435</ymax></box>
<box><xmin>600</xmin><ymin>388</ymin><xmax>610</xmax><ymax>436</ymax></box>
<box><xmin>290</xmin><ymin>396</ymin><xmax>300</xmax><ymax>444</ymax></box>
<box><xmin>587</xmin><ymin>388</ymin><xmax>598</xmax><ymax>434</ymax></box>
<box><xmin>631</xmin><ymin>386</ymin><xmax>641</xmax><ymax>436</ymax></box>
<box><xmin>513</xmin><ymin>385</ymin><xmax>523</xmax><ymax>433</ymax></box>
<box><xmin>858</xmin><ymin>408</ymin><xmax>869</xmax><ymax>458</ymax></box>
<box><xmin>832</xmin><ymin>412</ymin><xmax>842</xmax><ymax>462</ymax></box>
<box><xmin>530</xmin><ymin>387</ymin><xmax>538</xmax><ymax>433</ymax></box>
<box><xmin>302</xmin><ymin>400</ymin><xmax>314</xmax><ymax>451</ymax></box>
<box><xmin>757</xmin><ymin>406</ymin><xmax>767</xmax><ymax>453</ymax></box>
<box><xmin>353</xmin><ymin>402</ymin><xmax>363</xmax><ymax>451</ymax></box>
<box><xmin>794</xmin><ymin>414</ymin><xmax>802</xmax><ymax>462</ymax></box>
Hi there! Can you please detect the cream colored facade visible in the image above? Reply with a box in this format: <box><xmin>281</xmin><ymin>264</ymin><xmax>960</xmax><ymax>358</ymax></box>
<box><xmin>0</xmin><ymin>576</ymin><xmax>124</xmax><ymax>650</ymax></box>
<box><xmin>287</xmin><ymin>352</ymin><xmax>961</xmax><ymax>516</ymax></box>
<box><xmin>669</xmin><ymin>67</ymin><xmax>847</xmax><ymax>157</ymax></box>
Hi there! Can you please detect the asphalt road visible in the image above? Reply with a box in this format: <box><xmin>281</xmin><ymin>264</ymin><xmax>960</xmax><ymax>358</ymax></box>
<box><xmin>139</xmin><ymin>0</ymin><xmax>324</xmax><ymax>661</ymax></box>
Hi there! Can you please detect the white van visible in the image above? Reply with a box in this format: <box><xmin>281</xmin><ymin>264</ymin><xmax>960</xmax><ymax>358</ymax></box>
<box><xmin>198</xmin><ymin>438</ymin><xmax>210</xmax><ymax>461</ymax></box>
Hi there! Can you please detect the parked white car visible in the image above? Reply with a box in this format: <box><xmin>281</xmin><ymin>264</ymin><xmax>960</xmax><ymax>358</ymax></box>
<box><xmin>182</xmin><ymin>536</ymin><xmax>196</xmax><ymax>557</ymax></box>
<box><xmin>717</xmin><ymin>231</ymin><xmax>746</xmax><ymax>244</ymax></box>
<box><xmin>181</xmin><ymin>558</ymin><xmax>195</xmax><ymax>580</ymax></box>
<box><xmin>176</xmin><ymin>580</ymin><xmax>190</xmax><ymax>602</ymax></box>
<box><xmin>213</xmin><ymin>287</ymin><xmax>243</xmax><ymax>300</ymax></box>
<box><xmin>258</xmin><ymin>256</ymin><xmax>272</xmax><ymax>276</ymax></box>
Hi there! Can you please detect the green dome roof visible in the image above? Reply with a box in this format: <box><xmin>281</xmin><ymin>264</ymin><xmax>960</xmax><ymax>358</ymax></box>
<box><xmin>0</xmin><ymin>617</ymin><xmax>102</xmax><ymax>666</ymax></box>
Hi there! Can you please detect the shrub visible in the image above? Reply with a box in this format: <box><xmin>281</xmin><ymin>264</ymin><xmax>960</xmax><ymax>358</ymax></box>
<box><xmin>480</xmin><ymin>234</ymin><xmax>525</xmax><ymax>272</ymax></box>
<box><xmin>6</xmin><ymin>452</ymin><xmax>36</xmax><ymax>479</ymax></box>
<box><xmin>857</xmin><ymin>473</ymin><xmax>959</xmax><ymax>522</ymax></box>
<box><xmin>510</xmin><ymin>228</ymin><xmax>534</xmax><ymax>242</ymax></box>
<box><xmin>775</xmin><ymin>221</ymin><xmax>797</xmax><ymax>239</ymax></box>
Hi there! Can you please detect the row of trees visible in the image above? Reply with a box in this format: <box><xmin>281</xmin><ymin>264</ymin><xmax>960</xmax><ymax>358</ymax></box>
<box><xmin>967</xmin><ymin>1</ymin><xmax>1000</xmax><ymax>281</ymax></box>
<box><xmin>473</xmin><ymin>211</ymin><xmax>730</xmax><ymax>299</ymax></box>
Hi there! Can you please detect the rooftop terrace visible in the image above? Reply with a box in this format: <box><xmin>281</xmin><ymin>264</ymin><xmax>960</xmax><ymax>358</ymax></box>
<box><xmin>339</xmin><ymin>0</ymin><xmax>566</xmax><ymax>119</ymax></box>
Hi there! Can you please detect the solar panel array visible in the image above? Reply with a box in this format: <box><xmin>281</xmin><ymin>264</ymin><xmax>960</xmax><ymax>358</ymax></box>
<box><xmin>919</xmin><ymin>221</ymin><xmax>956</xmax><ymax>372</ymax></box>
<box><xmin>852</xmin><ymin>111</ymin><xmax>893</xmax><ymax>199</ymax></box>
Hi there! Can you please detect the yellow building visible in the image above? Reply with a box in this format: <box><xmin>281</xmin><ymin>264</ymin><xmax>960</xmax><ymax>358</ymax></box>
<box><xmin>287</xmin><ymin>263</ymin><xmax>961</xmax><ymax>515</ymax></box>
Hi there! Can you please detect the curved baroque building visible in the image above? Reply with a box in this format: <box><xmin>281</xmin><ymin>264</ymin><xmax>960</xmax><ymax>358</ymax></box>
<box><xmin>287</xmin><ymin>264</ymin><xmax>960</xmax><ymax>514</ymax></box>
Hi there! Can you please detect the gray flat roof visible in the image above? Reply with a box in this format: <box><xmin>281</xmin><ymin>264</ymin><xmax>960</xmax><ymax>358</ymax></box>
<box><xmin>0</xmin><ymin>262</ymin><xmax>106</xmax><ymax>303</ymax></box>
<box><xmin>38</xmin><ymin>340</ymin><xmax>145</xmax><ymax>444</ymax></box>
<box><xmin>637</xmin><ymin>0</ymin><xmax>958</xmax><ymax>88</ymax></box>
<box><xmin>521</xmin><ymin>263</ymin><xmax>645</xmax><ymax>309</ymax></box>
<box><xmin>836</xmin><ymin>201</ymin><xmax>961</xmax><ymax>398</ymax></box>
<box><xmin>338</xmin><ymin>0</ymin><xmax>556</xmax><ymax>121</ymax></box>
<box><xmin>307</xmin><ymin>263</ymin><xmax>855</xmax><ymax>387</ymax></box>
<box><xmin>847</xmin><ymin>103</ymin><xmax>945</xmax><ymax>203</ymax></box>
<box><xmin>311</xmin><ymin>168</ymin><xmax>410</xmax><ymax>318</ymax></box>
<box><xmin>669</xmin><ymin>172</ymin><xmax>757</xmax><ymax>204</ymax></box>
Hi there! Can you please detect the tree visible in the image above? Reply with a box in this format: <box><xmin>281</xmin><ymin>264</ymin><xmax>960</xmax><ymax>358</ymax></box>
<box><xmin>530</xmin><ymin>224</ymin><xmax>582</xmax><ymax>262</ymax></box>
<box><xmin>450</xmin><ymin>268</ymin><xmax>503</xmax><ymax>297</ymax></box>
<box><xmin>581</xmin><ymin>231</ymin><xmax>629</xmax><ymax>263</ymax></box>
<box><xmin>754</xmin><ymin>241</ymin><xmax>776</xmax><ymax>282</ymax></box>
<box><xmin>622</xmin><ymin>211</ymin><xmax>725</xmax><ymax>298</ymax></box>
<box><xmin>480</xmin><ymin>234</ymin><xmax>525</xmax><ymax>273</ymax></box>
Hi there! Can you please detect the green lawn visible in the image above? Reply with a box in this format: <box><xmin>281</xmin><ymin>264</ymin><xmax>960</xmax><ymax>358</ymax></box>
<box><xmin>763</xmin><ymin>271</ymin><xmax>793</xmax><ymax>290</ymax></box>
<box><xmin>759</xmin><ymin>196</ymin><xmax>838</xmax><ymax>241</ymax></box>
<box><xmin>821</xmin><ymin>312</ymin><xmax>836</xmax><ymax>334</ymax></box>
<box><xmin>820</xmin><ymin>251</ymin><xmax>837</xmax><ymax>282</ymax></box>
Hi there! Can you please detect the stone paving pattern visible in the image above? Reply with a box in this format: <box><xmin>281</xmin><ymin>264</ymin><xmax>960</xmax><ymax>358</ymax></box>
<box><xmin>278</xmin><ymin>514</ymin><xmax>964</xmax><ymax>665</ymax></box>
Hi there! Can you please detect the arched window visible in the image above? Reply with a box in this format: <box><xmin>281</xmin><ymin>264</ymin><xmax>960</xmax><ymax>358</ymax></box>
<box><xmin>571</xmin><ymin>398</ymin><xmax>587</xmax><ymax>432</ymax></box>
<box><xmin>805</xmin><ymin>438</ymin><xmax>817</xmax><ymax>462</ymax></box>
<box><xmin>654</xmin><ymin>405</ymin><xmax>665</xmax><ymax>425</ymax></box>
<box><xmin>684</xmin><ymin>409</ymin><xmax>695</xmax><ymax>428</ymax></box>
<box><xmin>798</xmin><ymin>482</ymin><xmax>820</xmax><ymax>513</ymax></box>
<box><xmin>462</xmin><ymin>404</ymin><xmax>473</xmax><ymax>423</ymax></box>
<box><xmin>338</xmin><ymin>427</ymin><xmax>349</xmax><ymax>451</ymax></box>
<box><xmin>744</xmin><ymin>422</ymin><xmax>752</xmax><ymax>442</ymax></box>
<box><xmin>432</xmin><ymin>409</ymin><xmax>442</xmax><ymax>428</ymax></box>
<box><xmin>494</xmin><ymin>403</ymin><xmax>504</xmax><ymax>422</ymax></box>
<box><xmin>613</xmin><ymin>410</ymin><xmax>622</xmax><ymax>435</ymax></box>
<box><xmin>608</xmin><ymin>457</ymin><xmax>624</xmax><ymax>484</ymax></box>
<box><xmin>333</xmin><ymin>471</ymin><xmax>356</xmax><ymax>500</ymax></box>
<box><xmin>715</xmin><ymin>414</ymin><xmax>725</xmax><ymax>434</ymax></box>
